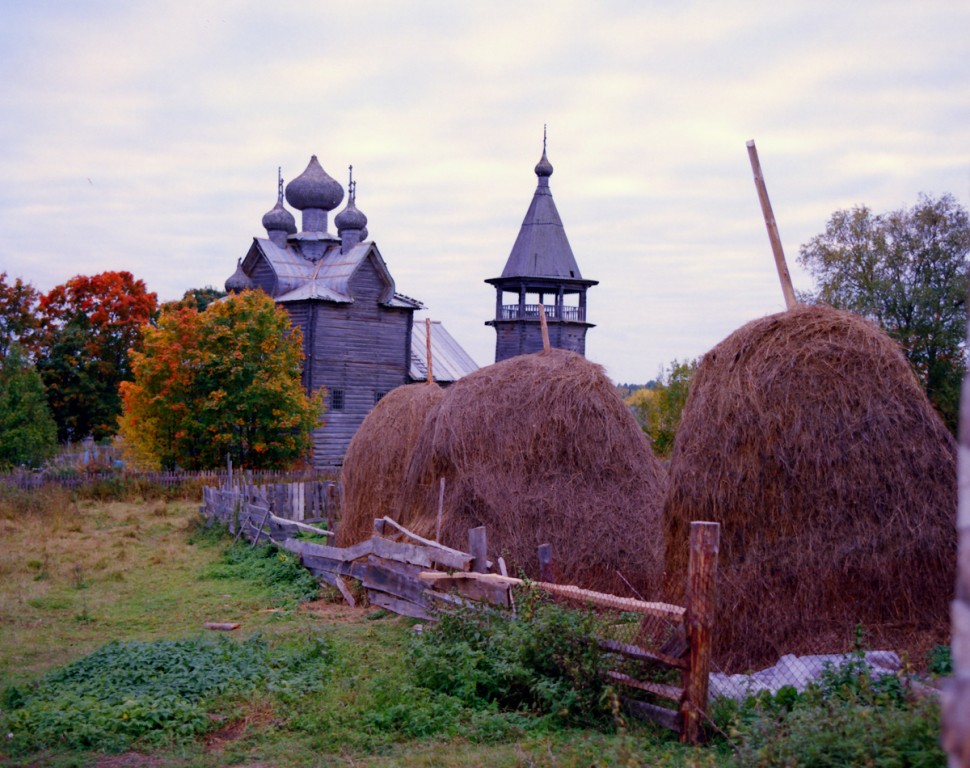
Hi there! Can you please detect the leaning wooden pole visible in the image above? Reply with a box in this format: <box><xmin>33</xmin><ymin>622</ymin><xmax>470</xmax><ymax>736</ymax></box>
<box><xmin>944</xmin><ymin>304</ymin><xmax>970</xmax><ymax>766</ymax></box>
<box><xmin>681</xmin><ymin>521</ymin><xmax>720</xmax><ymax>745</ymax></box>
<box><xmin>746</xmin><ymin>140</ymin><xmax>798</xmax><ymax>310</ymax></box>
<box><xmin>538</xmin><ymin>303</ymin><xmax>551</xmax><ymax>352</ymax></box>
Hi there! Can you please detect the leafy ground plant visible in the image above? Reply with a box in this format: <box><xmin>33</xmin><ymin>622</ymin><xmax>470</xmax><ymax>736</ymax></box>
<box><xmin>1</xmin><ymin>632</ymin><xmax>332</xmax><ymax>756</ymax></box>
<box><xmin>714</xmin><ymin>654</ymin><xmax>945</xmax><ymax>767</ymax></box>
<box><xmin>202</xmin><ymin>539</ymin><xmax>320</xmax><ymax>608</ymax></box>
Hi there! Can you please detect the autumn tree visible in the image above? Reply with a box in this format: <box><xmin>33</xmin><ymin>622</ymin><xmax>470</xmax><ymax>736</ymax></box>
<box><xmin>120</xmin><ymin>290</ymin><xmax>323</xmax><ymax>470</ymax></box>
<box><xmin>627</xmin><ymin>358</ymin><xmax>697</xmax><ymax>458</ymax></box>
<box><xmin>0</xmin><ymin>273</ymin><xmax>41</xmax><ymax>361</ymax></box>
<box><xmin>35</xmin><ymin>272</ymin><xmax>157</xmax><ymax>442</ymax></box>
<box><xmin>0</xmin><ymin>344</ymin><xmax>58</xmax><ymax>469</ymax></box>
<box><xmin>798</xmin><ymin>193</ymin><xmax>970</xmax><ymax>432</ymax></box>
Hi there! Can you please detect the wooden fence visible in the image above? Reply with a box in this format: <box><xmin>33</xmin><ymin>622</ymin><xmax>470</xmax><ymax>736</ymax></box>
<box><xmin>200</xmin><ymin>482</ymin><xmax>720</xmax><ymax>744</ymax></box>
<box><xmin>1</xmin><ymin>468</ymin><xmax>337</xmax><ymax>493</ymax></box>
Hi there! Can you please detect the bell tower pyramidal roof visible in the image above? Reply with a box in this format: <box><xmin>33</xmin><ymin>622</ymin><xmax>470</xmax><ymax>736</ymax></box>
<box><xmin>498</xmin><ymin>129</ymin><xmax>584</xmax><ymax>280</ymax></box>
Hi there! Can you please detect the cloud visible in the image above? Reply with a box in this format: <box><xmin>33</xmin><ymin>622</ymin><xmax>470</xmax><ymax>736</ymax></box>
<box><xmin>1</xmin><ymin>0</ymin><xmax>968</xmax><ymax>384</ymax></box>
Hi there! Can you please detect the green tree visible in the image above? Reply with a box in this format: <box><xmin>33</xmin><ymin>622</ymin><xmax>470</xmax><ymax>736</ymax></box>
<box><xmin>798</xmin><ymin>193</ymin><xmax>970</xmax><ymax>432</ymax></box>
<box><xmin>627</xmin><ymin>358</ymin><xmax>697</xmax><ymax>458</ymax></box>
<box><xmin>165</xmin><ymin>286</ymin><xmax>227</xmax><ymax>313</ymax></box>
<box><xmin>0</xmin><ymin>345</ymin><xmax>58</xmax><ymax>469</ymax></box>
<box><xmin>120</xmin><ymin>290</ymin><xmax>324</xmax><ymax>470</ymax></box>
<box><xmin>0</xmin><ymin>273</ymin><xmax>41</xmax><ymax>361</ymax></box>
<box><xmin>36</xmin><ymin>272</ymin><xmax>158</xmax><ymax>442</ymax></box>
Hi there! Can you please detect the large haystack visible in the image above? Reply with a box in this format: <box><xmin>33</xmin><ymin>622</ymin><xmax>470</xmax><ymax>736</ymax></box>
<box><xmin>399</xmin><ymin>348</ymin><xmax>668</xmax><ymax>597</ymax></box>
<box><xmin>664</xmin><ymin>305</ymin><xmax>956</xmax><ymax>670</ymax></box>
<box><xmin>337</xmin><ymin>383</ymin><xmax>445</xmax><ymax>546</ymax></box>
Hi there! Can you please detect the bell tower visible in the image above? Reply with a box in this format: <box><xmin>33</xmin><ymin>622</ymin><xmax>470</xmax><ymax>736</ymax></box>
<box><xmin>485</xmin><ymin>131</ymin><xmax>596</xmax><ymax>362</ymax></box>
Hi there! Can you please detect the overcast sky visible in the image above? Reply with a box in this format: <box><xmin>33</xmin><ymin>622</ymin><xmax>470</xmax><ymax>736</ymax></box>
<box><xmin>2</xmin><ymin>0</ymin><xmax>968</xmax><ymax>384</ymax></box>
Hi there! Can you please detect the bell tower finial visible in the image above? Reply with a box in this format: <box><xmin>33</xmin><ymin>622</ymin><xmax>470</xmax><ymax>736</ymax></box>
<box><xmin>277</xmin><ymin>166</ymin><xmax>284</xmax><ymax>203</ymax></box>
<box><xmin>543</xmin><ymin>124</ymin><xmax>547</xmax><ymax>153</ymax></box>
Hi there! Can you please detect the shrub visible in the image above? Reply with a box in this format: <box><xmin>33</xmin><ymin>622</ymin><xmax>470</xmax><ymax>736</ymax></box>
<box><xmin>408</xmin><ymin>590</ymin><xmax>610</xmax><ymax>727</ymax></box>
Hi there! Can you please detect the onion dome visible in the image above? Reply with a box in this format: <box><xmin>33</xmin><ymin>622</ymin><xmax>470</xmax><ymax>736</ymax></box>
<box><xmin>335</xmin><ymin>199</ymin><xmax>367</xmax><ymax>231</ymax></box>
<box><xmin>335</xmin><ymin>172</ymin><xmax>368</xmax><ymax>232</ymax></box>
<box><xmin>534</xmin><ymin>146</ymin><xmax>554</xmax><ymax>178</ymax></box>
<box><xmin>261</xmin><ymin>199</ymin><xmax>296</xmax><ymax>234</ymax></box>
<box><xmin>225</xmin><ymin>258</ymin><xmax>253</xmax><ymax>293</ymax></box>
<box><xmin>285</xmin><ymin>155</ymin><xmax>344</xmax><ymax>211</ymax></box>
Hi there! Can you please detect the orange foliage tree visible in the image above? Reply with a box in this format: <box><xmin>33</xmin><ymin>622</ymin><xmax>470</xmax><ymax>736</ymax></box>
<box><xmin>36</xmin><ymin>271</ymin><xmax>157</xmax><ymax>442</ymax></box>
<box><xmin>120</xmin><ymin>290</ymin><xmax>324</xmax><ymax>470</ymax></box>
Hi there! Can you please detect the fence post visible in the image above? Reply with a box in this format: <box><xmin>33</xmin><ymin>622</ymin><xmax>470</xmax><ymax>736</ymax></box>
<box><xmin>681</xmin><ymin>521</ymin><xmax>720</xmax><ymax>745</ymax></box>
<box><xmin>537</xmin><ymin>543</ymin><xmax>557</xmax><ymax>583</ymax></box>
<box><xmin>326</xmin><ymin>482</ymin><xmax>337</xmax><ymax>534</ymax></box>
<box><xmin>469</xmin><ymin>526</ymin><xmax>488</xmax><ymax>574</ymax></box>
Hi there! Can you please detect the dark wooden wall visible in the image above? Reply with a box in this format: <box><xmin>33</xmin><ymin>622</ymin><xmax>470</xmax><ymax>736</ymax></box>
<box><xmin>283</xmin><ymin>257</ymin><xmax>413</xmax><ymax>468</ymax></box>
<box><xmin>492</xmin><ymin>320</ymin><xmax>587</xmax><ymax>362</ymax></box>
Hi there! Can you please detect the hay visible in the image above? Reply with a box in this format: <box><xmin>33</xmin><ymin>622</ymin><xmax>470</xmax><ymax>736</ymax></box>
<box><xmin>399</xmin><ymin>348</ymin><xmax>668</xmax><ymax>597</ymax></box>
<box><xmin>664</xmin><ymin>305</ymin><xmax>956</xmax><ymax>670</ymax></box>
<box><xmin>337</xmin><ymin>383</ymin><xmax>445</xmax><ymax>547</ymax></box>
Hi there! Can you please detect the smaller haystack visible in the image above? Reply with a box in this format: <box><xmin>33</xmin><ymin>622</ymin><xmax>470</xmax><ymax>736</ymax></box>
<box><xmin>398</xmin><ymin>348</ymin><xmax>669</xmax><ymax>597</ymax></box>
<box><xmin>664</xmin><ymin>305</ymin><xmax>956</xmax><ymax>670</ymax></box>
<box><xmin>337</xmin><ymin>383</ymin><xmax>445</xmax><ymax>546</ymax></box>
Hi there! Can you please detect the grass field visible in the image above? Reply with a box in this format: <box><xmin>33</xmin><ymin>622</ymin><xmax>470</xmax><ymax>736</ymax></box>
<box><xmin>0</xmin><ymin>486</ymin><xmax>946</xmax><ymax>767</ymax></box>
<box><xmin>0</xmin><ymin>488</ymin><xmax>714</xmax><ymax>767</ymax></box>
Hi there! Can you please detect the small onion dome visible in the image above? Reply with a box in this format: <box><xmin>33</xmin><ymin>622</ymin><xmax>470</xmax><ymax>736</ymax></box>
<box><xmin>261</xmin><ymin>199</ymin><xmax>296</xmax><ymax>234</ymax></box>
<box><xmin>225</xmin><ymin>258</ymin><xmax>253</xmax><ymax>293</ymax></box>
<box><xmin>534</xmin><ymin>146</ymin><xmax>553</xmax><ymax>178</ymax></box>
<box><xmin>285</xmin><ymin>155</ymin><xmax>344</xmax><ymax>211</ymax></box>
<box><xmin>359</xmin><ymin>226</ymin><xmax>369</xmax><ymax>241</ymax></box>
<box><xmin>335</xmin><ymin>197</ymin><xmax>367</xmax><ymax>232</ymax></box>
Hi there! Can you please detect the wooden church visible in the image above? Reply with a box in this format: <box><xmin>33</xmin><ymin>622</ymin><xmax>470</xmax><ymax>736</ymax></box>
<box><xmin>225</xmin><ymin>155</ymin><xmax>477</xmax><ymax>468</ymax></box>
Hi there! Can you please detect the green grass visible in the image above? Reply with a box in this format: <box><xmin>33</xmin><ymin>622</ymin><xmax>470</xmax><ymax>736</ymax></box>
<box><xmin>0</xmin><ymin>495</ymin><xmax>946</xmax><ymax>767</ymax></box>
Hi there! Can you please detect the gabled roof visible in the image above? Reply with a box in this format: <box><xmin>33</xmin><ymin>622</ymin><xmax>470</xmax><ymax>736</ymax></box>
<box><xmin>244</xmin><ymin>238</ymin><xmax>424</xmax><ymax>309</ymax></box>
<box><xmin>410</xmin><ymin>320</ymin><xmax>479</xmax><ymax>383</ymax></box>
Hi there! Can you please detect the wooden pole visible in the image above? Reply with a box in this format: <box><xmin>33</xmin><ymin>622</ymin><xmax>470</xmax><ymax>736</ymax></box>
<box><xmin>746</xmin><ymin>140</ymin><xmax>798</xmax><ymax>311</ymax></box>
<box><xmin>425</xmin><ymin>317</ymin><xmax>434</xmax><ymax>384</ymax></box>
<box><xmin>944</xmin><ymin>318</ymin><xmax>970</xmax><ymax>765</ymax></box>
<box><xmin>681</xmin><ymin>521</ymin><xmax>720</xmax><ymax>745</ymax></box>
<box><xmin>468</xmin><ymin>526</ymin><xmax>488</xmax><ymax>574</ymax></box>
<box><xmin>538</xmin><ymin>303</ymin><xmax>551</xmax><ymax>352</ymax></box>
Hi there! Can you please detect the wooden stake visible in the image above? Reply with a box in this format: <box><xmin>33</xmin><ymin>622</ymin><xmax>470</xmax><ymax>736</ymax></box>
<box><xmin>468</xmin><ymin>526</ymin><xmax>488</xmax><ymax>574</ymax></box>
<box><xmin>538</xmin><ymin>543</ymin><xmax>557</xmax><ymax>583</ymax></box>
<box><xmin>746</xmin><ymin>140</ymin><xmax>798</xmax><ymax>310</ymax></box>
<box><xmin>538</xmin><ymin>303</ymin><xmax>551</xmax><ymax>352</ymax></box>
<box><xmin>681</xmin><ymin>521</ymin><xmax>720</xmax><ymax>745</ymax></box>
<box><xmin>425</xmin><ymin>317</ymin><xmax>434</xmax><ymax>384</ymax></box>
<box><xmin>435</xmin><ymin>477</ymin><xmax>445</xmax><ymax>543</ymax></box>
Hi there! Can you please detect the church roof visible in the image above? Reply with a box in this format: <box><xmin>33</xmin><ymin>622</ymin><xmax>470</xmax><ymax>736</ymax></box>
<box><xmin>410</xmin><ymin>320</ymin><xmax>479</xmax><ymax>383</ymax></box>
<box><xmin>244</xmin><ymin>238</ymin><xmax>424</xmax><ymax>309</ymax></box>
<box><xmin>496</xmin><ymin>141</ymin><xmax>585</xmax><ymax>281</ymax></box>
